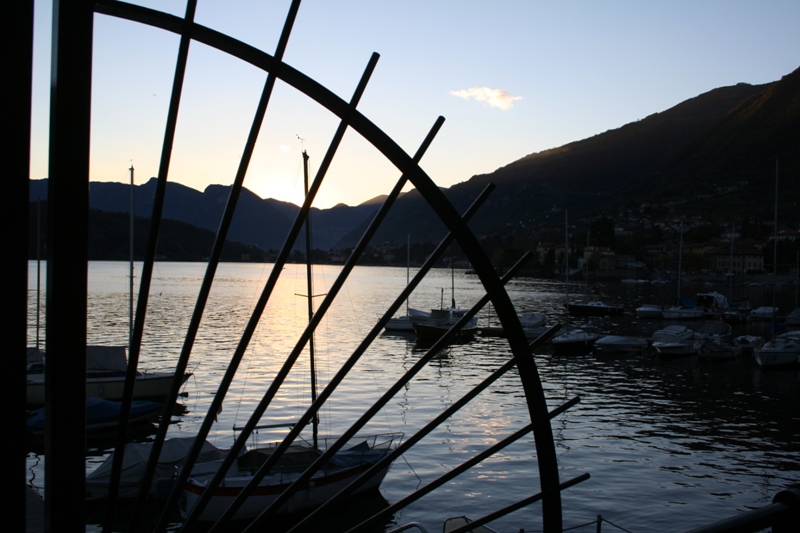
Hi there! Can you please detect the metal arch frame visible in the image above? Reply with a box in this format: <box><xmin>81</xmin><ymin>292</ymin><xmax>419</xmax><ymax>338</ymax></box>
<box><xmin>46</xmin><ymin>1</ymin><xmax>564</xmax><ymax>530</ymax></box>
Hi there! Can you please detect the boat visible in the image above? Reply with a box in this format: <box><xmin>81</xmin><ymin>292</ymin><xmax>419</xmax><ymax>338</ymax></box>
<box><xmin>635</xmin><ymin>303</ymin><xmax>663</xmax><ymax>319</ymax></box>
<box><xmin>412</xmin><ymin>307</ymin><xmax>479</xmax><ymax>344</ymax></box>
<box><xmin>651</xmin><ymin>337</ymin><xmax>697</xmax><ymax>357</ymax></box>
<box><xmin>26</xmin><ymin>345</ymin><xmax>190</xmax><ymax>407</ymax></box>
<box><xmin>661</xmin><ymin>299</ymin><xmax>704</xmax><ymax>320</ymax></box>
<box><xmin>661</xmin><ymin>221</ymin><xmax>703</xmax><ymax>321</ymax></box>
<box><xmin>593</xmin><ymin>335</ymin><xmax>648</xmax><ymax>355</ymax></box>
<box><xmin>26</xmin><ymin>396</ymin><xmax>163</xmax><ymax>437</ymax></box>
<box><xmin>551</xmin><ymin>327</ymin><xmax>600</xmax><ymax>356</ymax></box>
<box><xmin>651</xmin><ymin>324</ymin><xmax>695</xmax><ymax>341</ymax></box>
<box><xmin>85</xmin><ymin>436</ymin><xmax>227</xmax><ymax>503</ymax></box>
<box><xmin>567</xmin><ymin>301</ymin><xmax>624</xmax><ymax>318</ymax></box>
<box><xmin>181</xmin><ymin>433</ymin><xmax>402</xmax><ymax>521</ymax></box>
<box><xmin>755</xmin><ymin>332</ymin><xmax>800</xmax><ymax>368</ymax></box>
<box><xmin>180</xmin><ymin>149</ymin><xmax>403</xmax><ymax>524</ymax></box>
<box><xmin>552</xmin><ymin>211</ymin><xmax>600</xmax><ymax>355</ymax></box>
<box><xmin>443</xmin><ymin>516</ymin><xmax>499</xmax><ymax>533</ymax></box>
<box><xmin>650</xmin><ymin>324</ymin><xmax>697</xmax><ymax>357</ymax></box>
<box><xmin>750</xmin><ymin>306</ymin><xmax>779</xmax><ymax>321</ymax></box>
<box><xmin>412</xmin><ymin>259</ymin><xmax>478</xmax><ymax>344</ymax></box>
<box><xmin>787</xmin><ymin>307</ymin><xmax>800</xmax><ymax>325</ymax></box>
<box><xmin>385</xmin><ymin>235</ymin><xmax>431</xmax><ymax>332</ymax></box>
<box><xmin>721</xmin><ymin>300</ymin><xmax>752</xmax><ymax>325</ymax></box>
<box><xmin>695</xmin><ymin>291</ymin><xmax>729</xmax><ymax>318</ymax></box>
<box><xmin>385</xmin><ymin>307</ymin><xmax>432</xmax><ymax>332</ymax></box>
<box><xmin>478</xmin><ymin>311</ymin><xmax>548</xmax><ymax>339</ymax></box>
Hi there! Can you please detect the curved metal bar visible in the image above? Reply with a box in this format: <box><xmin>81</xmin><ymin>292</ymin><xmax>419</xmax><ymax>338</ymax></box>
<box><xmin>95</xmin><ymin>1</ymin><xmax>563</xmax><ymax>529</ymax></box>
<box><xmin>346</xmin><ymin>394</ymin><xmax>580</xmax><ymax>533</ymax></box>
<box><xmin>244</xmin><ymin>253</ymin><xmax>533</xmax><ymax>531</ymax></box>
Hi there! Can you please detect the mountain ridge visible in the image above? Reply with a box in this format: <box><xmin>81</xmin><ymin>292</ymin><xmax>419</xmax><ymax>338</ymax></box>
<box><xmin>29</xmin><ymin>66</ymin><xmax>800</xmax><ymax>256</ymax></box>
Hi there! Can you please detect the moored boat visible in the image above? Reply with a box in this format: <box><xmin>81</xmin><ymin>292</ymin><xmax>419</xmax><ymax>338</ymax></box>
<box><xmin>635</xmin><ymin>303</ymin><xmax>663</xmax><ymax>319</ymax></box>
<box><xmin>551</xmin><ymin>328</ymin><xmax>600</xmax><ymax>356</ymax></box>
<box><xmin>26</xmin><ymin>345</ymin><xmax>190</xmax><ymax>407</ymax></box>
<box><xmin>181</xmin><ymin>433</ymin><xmax>402</xmax><ymax>522</ymax></box>
<box><xmin>567</xmin><ymin>301</ymin><xmax>624</xmax><ymax>318</ymax></box>
<box><xmin>384</xmin><ymin>308</ymin><xmax>431</xmax><ymax>332</ymax></box>
<box><xmin>755</xmin><ymin>332</ymin><xmax>800</xmax><ymax>368</ymax></box>
<box><xmin>593</xmin><ymin>335</ymin><xmax>648</xmax><ymax>355</ymax></box>
<box><xmin>413</xmin><ymin>308</ymin><xmax>478</xmax><ymax>344</ymax></box>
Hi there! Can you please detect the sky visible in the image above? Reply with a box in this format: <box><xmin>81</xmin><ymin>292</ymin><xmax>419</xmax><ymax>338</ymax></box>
<box><xmin>30</xmin><ymin>1</ymin><xmax>800</xmax><ymax>209</ymax></box>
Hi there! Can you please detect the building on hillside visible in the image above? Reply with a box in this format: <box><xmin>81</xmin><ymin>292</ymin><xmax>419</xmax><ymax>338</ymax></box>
<box><xmin>708</xmin><ymin>243</ymin><xmax>765</xmax><ymax>275</ymax></box>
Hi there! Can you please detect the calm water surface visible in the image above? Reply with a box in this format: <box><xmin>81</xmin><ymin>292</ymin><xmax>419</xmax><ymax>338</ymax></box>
<box><xmin>27</xmin><ymin>261</ymin><xmax>800</xmax><ymax>532</ymax></box>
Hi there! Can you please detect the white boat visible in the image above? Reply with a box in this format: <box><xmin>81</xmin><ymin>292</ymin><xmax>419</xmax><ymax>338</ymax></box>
<box><xmin>651</xmin><ymin>325</ymin><xmax>695</xmax><ymax>342</ymax></box>
<box><xmin>661</xmin><ymin>304</ymin><xmax>704</xmax><ymax>320</ymax></box>
<box><xmin>181</xmin><ymin>434</ymin><xmax>402</xmax><ymax>521</ymax></box>
<box><xmin>750</xmin><ymin>306</ymin><xmax>779</xmax><ymax>321</ymax></box>
<box><xmin>651</xmin><ymin>325</ymin><xmax>697</xmax><ymax>357</ymax></box>
<box><xmin>181</xmin><ymin>150</ymin><xmax>403</xmax><ymax>524</ymax></box>
<box><xmin>567</xmin><ymin>301</ymin><xmax>624</xmax><ymax>317</ymax></box>
<box><xmin>551</xmin><ymin>328</ymin><xmax>600</xmax><ymax>356</ymax></box>
<box><xmin>385</xmin><ymin>308</ymin><xmax>431</xmax><ymax>332</ymax></box>
<box><xmin>86</xmin><ymin>436</ymin><xmax>227</xmax><ymax>502</ymax></box>
<box><xmin>652</xmin><ymin>338</ymin><xmax>697</xmax><ymax>357</ymax></box>
<box><xmin>755</xmin><ymin>333</ymin><xmax>800</xmax><ymax>368</ymax></box>
<box><xmin>413</xmin><ymin>259</ymin><xmax>478</xmax><ymax>344</ymax></box>
<box><xmin>593</xmin><ymin>335</ymin><xmax>648</xmax><ymax>355</ymax></box>
<box><xmin>385</xmin><ymin>235</ymin><xmax>431</xmax><ymax>332</ymax></box>
<box><xmin>413</xmin><ymin>307</ymin><xmax>479</xmax><ymax>344</ymax></box>
<box><xmin>635</xmin><ymin>304</ymin><xmax>663</xmax><ymax>319</ymax></box>
<box><xmin>26</xmin><ymin>346</ymin><xmax>189</xmax><ymax>407</ymax></box>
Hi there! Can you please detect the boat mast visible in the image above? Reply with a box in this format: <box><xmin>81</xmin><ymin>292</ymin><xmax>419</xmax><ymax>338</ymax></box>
<box><xmin>771</xmin><ymin>159</ymin><xmax>779</xmax><ymax>327</ymax></box>
<box><xmin>302</xmin><ymin>149</ymin><xmax>319</xmax><ymax>448</ymax></box>
<box><xmin>677</xmin><ymin>219</ymin><xmax>683</xmax><ymax>303</ymax></box>
<box><xmin>129</xmin><ymin>164</ymin><xmax>135</xmax><ymax>347</ymax></box>
<box><xmin>406</xmin><ymin>234</ymin><xmax>410</xmax><ymax>316</ymax></box>
<box><xmin>36</xmin><ymin>198</ymin><xmax>42</xmax><ymax>349</ymax></box>
<box><xmin>728</xmin><ymin>221</ymin><xmax>735</xmax><ymax>299</ymax></box>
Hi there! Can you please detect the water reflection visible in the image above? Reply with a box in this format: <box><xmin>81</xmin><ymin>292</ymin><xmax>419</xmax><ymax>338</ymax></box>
<box><xmin>26</xmin><ymin>262</ymin><xmax>800</xmax><ymax>532</ymax></box>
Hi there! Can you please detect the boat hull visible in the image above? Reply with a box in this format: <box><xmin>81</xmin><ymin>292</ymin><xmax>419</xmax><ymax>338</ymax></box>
<box><xmin>181</xmin><ymin>460</ymin><xmax>391</xmax><ymax>522</ymax></box>
<box><xmin>567</xmin><ymin>302</ymin><xmax>624</xmax><ymax>317</ymax></box>
<box><xmin>26</xmin><ymin>371</ymin><xmax>187</xmax><ymax>407</ymax></box>
<box><xmin>593</xmin><ymin>335</ymin><xmax>648</xmax><ymax>355</ymax></box>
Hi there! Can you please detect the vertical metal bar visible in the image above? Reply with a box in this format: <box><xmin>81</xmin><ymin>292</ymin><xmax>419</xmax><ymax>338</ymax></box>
<box><xmin>46</xmin><ymin>0</ymin><xmax>94</xmax><ymax>530</ymax></box>
<box><xmin>156</xmin><ymin>2</ymin><xmax>304</xmax><ymax>530</ymax></box>
<box><xmin>5</xmin><ymin>1</ymin><xmax>34</xmax><ymax>528</ymax></box>
<box><xmin>123</xmin><ymin>1</ymin><xmax>199</xmax><ymax>529</ymax></box>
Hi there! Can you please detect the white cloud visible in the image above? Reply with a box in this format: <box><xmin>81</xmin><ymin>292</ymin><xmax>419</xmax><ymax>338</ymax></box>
<box><xmin>449</xmin><ymin>87</ymin><xmax>522</xmax><ymax>110</ymax></box>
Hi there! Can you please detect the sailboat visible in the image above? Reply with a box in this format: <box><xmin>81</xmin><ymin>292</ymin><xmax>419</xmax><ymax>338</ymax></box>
<box><xmin>755</xmin><ymin>161</ymin><xmax>799</xmax><ymax>368</ymax></box>
<box><xmin>411</xmin><ymin>257</ymin><xmax>478</xmax><ymax>344</ymax></box>
<box><xmin>181</xmin><ymin>149</ymin><xmax>402</xmax><ymax>522</ymax></box>
<box><xmin>552</xmin><ymin>210</ymin><xmax>600</xmax><ymax>355</ymax></box>
<box><xmin>661</xmin><ymin>220</ymin><xmax>703</xmax><ymax>320</ymax></box>
<box><xmin>26</xmin><ymin>166</ymin><xmax>189</xmax><ymax>407</ymax></box>
<box><xmin>384</xmin><ymin>235</ymin><xmax>431</xmax><ymax>332</ymax></box>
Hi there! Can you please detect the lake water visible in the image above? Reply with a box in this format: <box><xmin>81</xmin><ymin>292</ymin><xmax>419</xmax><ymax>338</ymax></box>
<box><xmin>26</xmin><ymin>261</ymin><xmax>800</xmax><ymax>532</ymax></box>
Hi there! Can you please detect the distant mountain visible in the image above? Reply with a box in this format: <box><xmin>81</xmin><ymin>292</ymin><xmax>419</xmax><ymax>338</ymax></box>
<box><xmin>29</xmin><ymin>178</ymin><xmax>380</xmax><ymax>252</ymax></box>
<box><xmin>335</xmin><ymin>66</ymin><xmax>800</xmax><ymax>248</ymax></box>
<box><xmin>29</xmin><ymin>66</ymin><xmax>800</xmax><ymax>256</ymax></box>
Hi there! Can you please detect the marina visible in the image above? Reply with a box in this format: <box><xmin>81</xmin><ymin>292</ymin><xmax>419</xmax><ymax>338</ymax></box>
<box><xmin>25</xmin><ymin>261</ymin><xmax>800</xmax><ymax>531</ymax></box>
